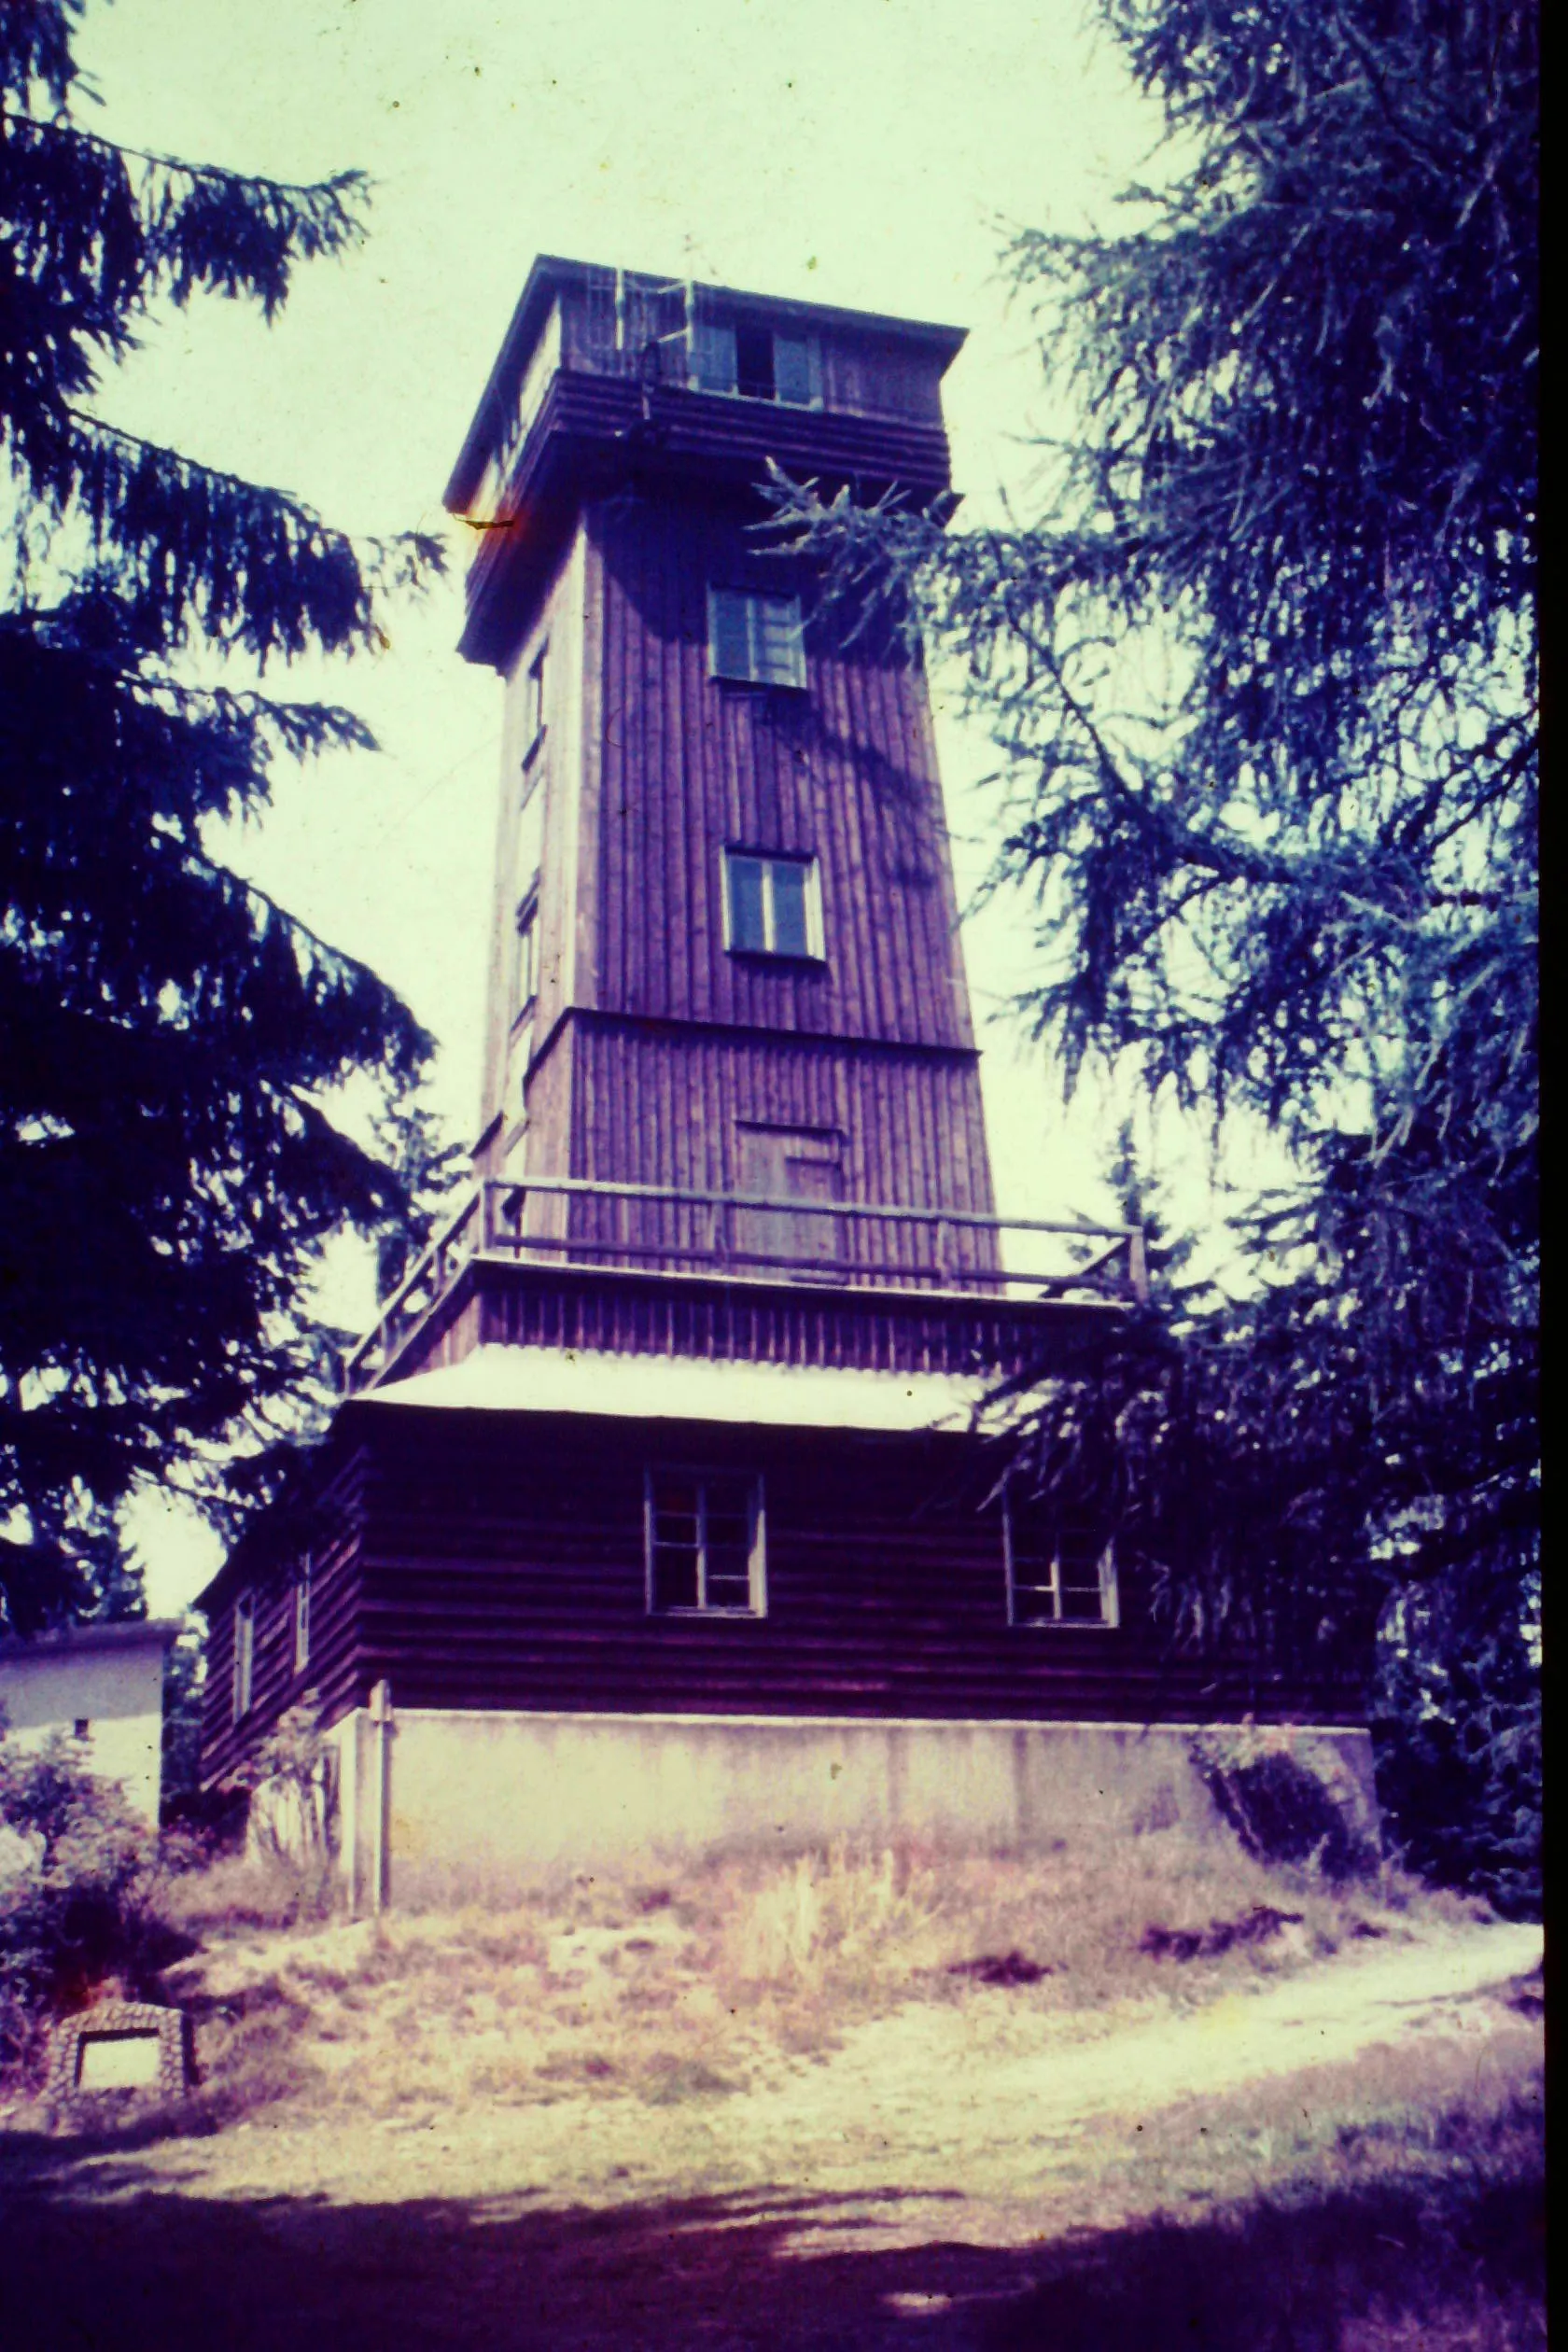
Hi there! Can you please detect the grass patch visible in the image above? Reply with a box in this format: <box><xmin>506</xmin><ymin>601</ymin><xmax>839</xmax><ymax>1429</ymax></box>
<box><xmin>139</xmin><ymin>1831</ymin><xmax>1472</xmax><ymax>2130</ymax></box>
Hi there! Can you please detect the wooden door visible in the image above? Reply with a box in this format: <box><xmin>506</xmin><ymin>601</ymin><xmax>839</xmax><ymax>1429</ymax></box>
<box><xmin>735</xmin><ymin>1127</ymin><xmax>843</xmax><ymax>1273</ymax></box>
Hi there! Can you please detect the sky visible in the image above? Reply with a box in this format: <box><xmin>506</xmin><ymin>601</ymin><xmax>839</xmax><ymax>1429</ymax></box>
<box><xmin>63</xmin><ymin>0</ymin><xmax>1185</xmax><ymax>1610</ymax></box>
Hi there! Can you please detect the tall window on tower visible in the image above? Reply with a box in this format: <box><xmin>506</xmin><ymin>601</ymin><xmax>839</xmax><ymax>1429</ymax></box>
<box><xmin>645</xmin><ymin>1470</ymin><xmax>765</xmax><ymax>1615</ymax></box>
<box><xmin>512</xmin><ymin>778</ymin><xmax>545</xmax><ymax>1015</ymax></box>
<box><xmin>723</xmin><ymin>849</ymin><xmax>823</xmax><ymax>960</ymax></box>
<box><xmin>524</xmin><ymin>641</ymin><xmax>548</xmax><ymax>756</ymax></box>
<box><xmin>708</xmin><ymin>587</ymin><xmax>806</xmax><ymax>690</ymax></box>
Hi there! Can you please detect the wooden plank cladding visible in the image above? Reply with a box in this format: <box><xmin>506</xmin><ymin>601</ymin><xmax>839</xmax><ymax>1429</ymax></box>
<box><xmin>200</xmin><ymin>1410</ymin><xmax>1368</xmax><ymax>1775</ymax></box>
<box><xmin>575</xmin><ymin>494</ymin><xmax>974</xmax><ymax>1048</ymax></box>
<box><xmin>364</xmin><ymin>1254</ymin><xmax>1127</xmax><ymax>1392</ymax></box>
<box><xmin>459</xmin><ymin>371</ymin><xmax>958</xmax><ymax>666</ymax></box>
<box><xmin>198</xmin><ymin>1446</ymin><xmax>371</xmax><ymax>1792</ymax></box>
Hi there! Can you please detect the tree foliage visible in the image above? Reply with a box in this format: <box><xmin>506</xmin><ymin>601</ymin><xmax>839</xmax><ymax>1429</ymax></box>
<box><xmin>775</xmin><ymin>0</ymin><xmax>1538</xmax><ymax>1900</ymax></box>
<box><xmin>2</xmin><ymin>2</ymin><xmax>446</xmax><ymax>1628</ymax></box>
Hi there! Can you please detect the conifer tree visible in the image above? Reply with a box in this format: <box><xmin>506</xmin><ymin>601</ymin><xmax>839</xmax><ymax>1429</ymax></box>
<box><xmin>775</xmin><ymin>0</ymin><xmax>1538</xmax><ymax>1903</ymax></box>
<box><xmin>1</xmin><ymin>2</ymin><xmax>444</xmax><ymax>1628</ymax></box>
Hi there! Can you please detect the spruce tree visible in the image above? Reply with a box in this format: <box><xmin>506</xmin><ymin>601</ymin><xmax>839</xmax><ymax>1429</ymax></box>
<box><xmin>1</xmin><ymin>2</ymin><xmax>443</xmax><ymax>1628</ymax></box>
<box><xmin>775</xmin><ymin>0</ymin><xmax>1538</xmax><ymax>1903</ymax></box>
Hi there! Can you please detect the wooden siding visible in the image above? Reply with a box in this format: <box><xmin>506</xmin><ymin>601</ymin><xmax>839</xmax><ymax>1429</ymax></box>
<box><xmin>460</xmin><ymin>371</ymin><xmax>956</xmax><ymax>667</ymax></box>
<box><xmin>577</xmin><ymin>492</ymin><xmax>973</xmax><ymax>1051</ymax></box>
<box><xmin>199</xmin><ymin>1449</ymin><xmax>370</xmax><ymax>1790</ymax></box>
<box><xmin>515</xmin><ymin>1017</ymin><xmax>990</xmax><ymax>1210</ymax></box>
<box><xmin>465</xmin><ymin>1260</ymin><xmax>1076</xmax><ymax>1379</ymax></box>
<box><xmin>202</xmin><ymin>1412</ymin><xmax>1368</xmax><ymax>1781</ymax></box>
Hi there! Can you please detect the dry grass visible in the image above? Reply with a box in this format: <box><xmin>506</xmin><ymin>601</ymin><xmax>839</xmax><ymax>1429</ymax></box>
<box><xmin>151</xmin><ymin>1832</ymin><xmax>1473</xmax><ymax>2124</ymax></box>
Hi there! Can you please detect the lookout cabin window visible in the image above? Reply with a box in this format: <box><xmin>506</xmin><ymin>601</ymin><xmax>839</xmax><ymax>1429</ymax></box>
<box><xmin>708</xmin><ymin>587</ymin><xmax>806</xmax><ymax>691</ymax></box>
<box><xmin>691</xmin><ymin>315</ymin><xmax>819</xmax><ymax>407</ymax></box>
<box><xmin>232</xmin><ymin>1591</ymin><xmax>255</xmax><ymax>1719</ymax></box>
<box><xmin>723</xmin><ymin>848</ymin><xmax>822</xmax><ymax>959</ymax></box>
<box><xmin>646</xmin><ymin>1470</ymin><xmax>765</xmax><ymax>1615</ymax></box>
<box><xmin>1003</xmin><ymin>1491</ymin><xmax>1119</xmax><ymax>1629</ymax></box>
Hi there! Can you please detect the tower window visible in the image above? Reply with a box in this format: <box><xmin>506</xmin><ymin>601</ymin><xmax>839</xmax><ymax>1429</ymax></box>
<box><xmin>708</xmin><ymin>587</ymin><xmax>807</xmax><ymax>690</ymax></box>
<box><xmin>691</xmin><ymin>317</ymin><xmax>819</xmax><ymax>407</ymax></box>
<box><xmin>524</xmin><ymin>643</ymin><xmax>548</xmax><ymax>758</ymax></box>
<box><xmin>723</xmin><ymin>850</ymin><xmax>823</xmax><ymax>959</ymax></box>
<box><xmin>515</xmin><ymin>777</ymin><xmax>545</xmax><ymax>908</ymax></box>
<box><xmin>646</xmin><ymin>1470</ymin><xmax>765</xmax><ymax>1615</ymax></box>
<box><xmin>232</xmin><ymin>1591</ymin><xmax>255</xmax><ymax>1719</ymax></box>
<box><xmin>1002</xmin><ymin>1490</ymin><xmax>1119</xmax><ymax>1628</ymax></box>
<box><xmin>515</xmin><ymin>896</ymin><xmax>540</xmax><ymax>1012</ymax></box>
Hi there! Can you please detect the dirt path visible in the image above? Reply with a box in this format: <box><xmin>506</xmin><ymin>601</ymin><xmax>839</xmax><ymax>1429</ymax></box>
<box><xmin>733</xmin><ymin>1916</ymin><xmax>1546</xmax><ymax>2181</ymax></box>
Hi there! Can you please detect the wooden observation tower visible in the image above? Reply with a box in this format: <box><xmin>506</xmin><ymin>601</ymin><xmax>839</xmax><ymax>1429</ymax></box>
<box><xmin>197</xmin><ymin>262</ymin><xmax>1373</xmax><ymax>1903</ymax></box>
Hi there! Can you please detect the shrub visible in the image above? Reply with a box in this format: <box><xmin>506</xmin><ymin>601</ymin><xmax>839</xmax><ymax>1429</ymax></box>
<box><xmin>1190</xmin><ymin>1725</ymin><xmax>1376</xmax><ymax>1883</ymax></box>
<box><xmin>0</xmin><ymin>1719</ymin><xmax>163</xmax><ymax>2075</ymax></box>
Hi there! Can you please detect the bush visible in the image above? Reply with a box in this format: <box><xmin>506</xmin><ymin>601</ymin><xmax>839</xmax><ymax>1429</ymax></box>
<box><xmin>236</xmin><ymin>1693</ymin><xmax>339</xmax><ymax>1922</ymax></box>
<box><xmin>0</xmin><ymin>1720</ymin><xmax>164</xmax><ymax>2076</ymax></box>
<box><xmin>1190</xmin><ymin>1726</ymin><xmax>1376</xmax><ymax>1883</ymax></box>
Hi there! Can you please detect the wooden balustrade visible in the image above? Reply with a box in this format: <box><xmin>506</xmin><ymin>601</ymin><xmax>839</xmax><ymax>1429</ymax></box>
<box><xmin>342</xmin><ymin>1178</ymin><xmax>1146</xmax><ymax>1394</ymax></box>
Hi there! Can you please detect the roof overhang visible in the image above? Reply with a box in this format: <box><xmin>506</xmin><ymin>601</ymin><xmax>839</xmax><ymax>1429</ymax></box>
<box><xmin>357</xmin><ymin>1343</ymin><xmax>1016</xmax><ymax>1436</ymax></box>
<box><xmin>0</xmin><ymin>1617</ymin><xmax>184</xmax><ymax>1663</ymax></box>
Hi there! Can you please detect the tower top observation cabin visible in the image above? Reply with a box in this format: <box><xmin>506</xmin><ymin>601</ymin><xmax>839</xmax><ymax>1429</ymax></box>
<box><xmin>345</xmin><ymin>259</ymin><xmax>1144</xmax><ymax>1397</ymax></box>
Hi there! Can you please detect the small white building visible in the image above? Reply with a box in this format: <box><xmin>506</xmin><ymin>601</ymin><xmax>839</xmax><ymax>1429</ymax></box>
<box><xmin>0</xmin><ymin>1619</ymin><xmax>181</xmax><ymax>1824</ymax></box>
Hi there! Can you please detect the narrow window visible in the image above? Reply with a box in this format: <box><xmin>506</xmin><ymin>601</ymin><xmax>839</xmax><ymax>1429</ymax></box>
<box><xmin>515</xmin><ymin>777</ymin><xmax>545</xmax><ymax>909</ymax></box>
<box><xmin>1003</xmin><ymin>1491</ymin><xmax>1119</xmax><ymax>1629</ymax></box>
<box><xmin>524</xmin><ymin>643</ymin><xmax>548</xmax><ymax>757</ymax></box>
<box><xmin>232</xmin><ymin>1591</ymin><xmax>255</xmax><ymax>1719</ymax></box>
<box><xmin>73</xmin><ymin>1718</ymin><xmax>91</xmax><ymax>1741</ymax></box>
<box><xmin>723</xmin><ymin>850</ymin><xmax>822</xmax><ymax>959</ymax></box>
<box><xmin>293</xmin><ymin>1559</ymin><xmax>312</xmax><ymax>1675</ymax></box>
<box><xmin>515</xmin><ymin>897</ymin><xmax>539</xmax><ymax>1012</ymax></box>
<box><xmin>707</xmin><ymin>587</ymin><xmax>807</xmax><ymax>690</ymax></box>
<box><xmin>646</xmin><ymin>1471</ymin><xmax>764</xmax><ymax>1615</ymax></box>
<box><xmin>735</xmin><ymin>320</ymin><xmax>776</xmax><ymax>399</ymax></box>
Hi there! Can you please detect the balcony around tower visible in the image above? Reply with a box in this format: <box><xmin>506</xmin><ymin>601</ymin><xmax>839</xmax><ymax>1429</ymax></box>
<box><xmin>341</xmin><ymin>1176</ymin><xmax>1148</xmax><ymax>1396</ymax></box>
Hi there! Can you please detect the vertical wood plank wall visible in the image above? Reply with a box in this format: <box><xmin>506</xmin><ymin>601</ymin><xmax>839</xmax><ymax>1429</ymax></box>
<box><xmin>580</xmin><ymin>493</ymin><xmax>974</xmax><ymax>1052</ymax></box>
<box><xmin>478</xmin><ymin>487</ymin><xmax>1001</xmax><ymax>1255</ymax></box>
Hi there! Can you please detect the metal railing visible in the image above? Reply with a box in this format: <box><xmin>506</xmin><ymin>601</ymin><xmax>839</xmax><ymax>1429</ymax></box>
<box><xmin>342</xmin><ymin>1176</ymin><xmax>1147</xmax><ymax>1393</ymax></box>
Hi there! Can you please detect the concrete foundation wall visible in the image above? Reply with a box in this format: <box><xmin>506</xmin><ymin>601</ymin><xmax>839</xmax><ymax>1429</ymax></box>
<box><xmin>324</xmin><ymin>1705</ymin><xmax>1379</xmax><ymax>1909</ymax></box>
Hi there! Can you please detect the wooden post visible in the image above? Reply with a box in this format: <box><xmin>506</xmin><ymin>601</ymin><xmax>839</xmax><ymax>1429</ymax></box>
<box><xmin>370</xmin><ymin>1678</ymin><xmax>394</xmax><ymax>1916</ymax></box>
<box><xmin>1128</xmin><ymin>1227</ymin><xmax>1149</xmax><ymax>1303</ymax></box>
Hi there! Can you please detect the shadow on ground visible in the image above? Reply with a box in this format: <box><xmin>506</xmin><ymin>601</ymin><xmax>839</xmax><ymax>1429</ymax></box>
<box><xmin>0</xmin><ymin>2133</ymin><xmax>1544</xmax><ymax>2350</ymax></box>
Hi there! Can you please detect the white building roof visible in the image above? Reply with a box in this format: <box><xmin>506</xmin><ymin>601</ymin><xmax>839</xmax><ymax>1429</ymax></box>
<box><xmin>0</xmin><ymin>1617</ymin><xmax>183</xmax><ymax>1662</ymax></box>
<box><xmin>362</xmin><ymin>1344</ymin><xmax>1010</xmax><ymax>1435</ymax></box>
